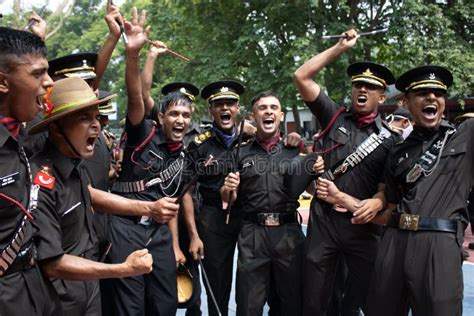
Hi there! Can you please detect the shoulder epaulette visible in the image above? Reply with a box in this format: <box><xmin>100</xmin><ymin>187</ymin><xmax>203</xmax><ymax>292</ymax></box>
<box><xmin>193</xmin><ymin>130</ymin><xmax>212</xmax><ymax>145</ymax></box>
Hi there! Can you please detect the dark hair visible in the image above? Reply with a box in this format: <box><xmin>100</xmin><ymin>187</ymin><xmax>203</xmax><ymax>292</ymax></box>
<box><xmin>159</xmin><ymin>91</ymin><xmax>193</xmax><ymax>114</ymax></box>
<box><xmin>0</xmin><ymin>26</ymin><xmax>47</xmax><ymax>72</ymax></box>
<box><xmin>250</xmin><ymin>90</ymin><xmax>280</xmax><ymax>108</ymax></box>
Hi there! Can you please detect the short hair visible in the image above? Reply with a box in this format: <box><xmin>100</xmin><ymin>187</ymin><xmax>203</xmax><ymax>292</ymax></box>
<box><xmin>250</xmin><ymin>90</ymin><xmax>280</xmax><ymax>109</ymax></box>
<box><xmin>0</xmin><ymin>26</ymin><xmax>47</xmax><ymax>73</ymax></box>
<box><xmin>159</xmin><ymin>91</ymin><xmax>193</xmax><ymax>114</ymax></box>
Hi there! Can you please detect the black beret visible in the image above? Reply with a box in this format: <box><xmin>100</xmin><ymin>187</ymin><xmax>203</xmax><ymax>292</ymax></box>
<box><xmin>395</xmin><ymin>65</ymin><xmax>453</xmax><ymax>93</ymax></box>
<box><xmin>48</xmin><ymin>53</ymin><xmax>98</xmax><ymax>80</ymax></box>
<box><xmin>201</xmin><ymin>80</ymin><xmax>245</xmax><ymax>103</ymax></box>
<box><xmin>347</xmin><ymin>61</ymin><xmax>395</xmax><ymax>89</ymax></box>
<box><xmin>161</xmin><ymin>81</ymin><xmax>199</xmax><ymax>101</ymax></box>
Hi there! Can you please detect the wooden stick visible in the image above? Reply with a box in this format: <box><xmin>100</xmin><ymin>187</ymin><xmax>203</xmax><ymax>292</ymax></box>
<box><xmin>147</xmin><ymin>39</ymin><xmax>190</xmax><ymax>62</ymax></box>
<box><xmin>322</xmin><ymin>28</ymin><xmax>388</xmax><ymax>40</ymax></box>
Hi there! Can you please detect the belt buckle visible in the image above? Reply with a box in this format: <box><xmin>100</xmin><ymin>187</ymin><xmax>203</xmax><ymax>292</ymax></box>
<box><xmin>260</xmin><ymin>213</ymin><xmax>280</xmax><ymax>226</ymax></box>
<box><xmin>399</xmin><ymin>214</ymin><xmax>419</xmax><ymax>231</ymax></box>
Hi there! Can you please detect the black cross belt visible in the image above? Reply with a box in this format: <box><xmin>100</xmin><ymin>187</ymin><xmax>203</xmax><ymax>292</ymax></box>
<box><xmin>388</xmin><ymin>213</ymin><xmax>458</xmax><ymax>233</ymax></box>
<box><xmin>0</xmin><ymin>216</ymin><xmax>28</xmax><ymax>277</ymax></box>
<box><xmin>0</xmin><ymin>242</ymin><xmax>37</xmax><ymax>277</ymax></box>
<box><xmin>322</xmin><ymin>132</ymin><xmax>387</xmax><ymax>181</ymax></box>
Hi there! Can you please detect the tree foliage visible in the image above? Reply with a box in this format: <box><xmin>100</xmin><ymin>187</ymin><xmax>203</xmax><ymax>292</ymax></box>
<box><xmin>2</xmin><ymin>0</ymin><xmax>472</xmax><ymax>123</ymax></box>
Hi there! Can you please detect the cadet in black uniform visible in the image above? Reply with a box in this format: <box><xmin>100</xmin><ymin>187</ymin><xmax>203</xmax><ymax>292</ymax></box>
<box><xmin>186</xmin><ymin>79</ymin><xmax>245</xmax><ymax>316</ymax></box>
<box><xmin>366</xmin><ymin>66</ymin><xmax>473</xmax><ymax>316</ymax></box>
<box><xmin>162</xmin><ymin>82</ymin><xmax>204</xmax><ymax>316</ymax></box>
<box><xmin>0</xmin><ymin>26</ymin><xmax>60</xmax><ymax>316</ymax></box>
<box><xmin>293</xmin><ymin>29</ymin><xmax>397</xmax><ymax>315</ymax></box>
<box><xmin>221</xmin><ymin>91</ymin><xmax>324</xmax><ymax>315</ymax></box>
<box><xmin>28</xmin><ymin>76</ymin><xmax>181</xmax><ymax>315</ymax></box>
<box><xmin>107</xmin><ymin>11</ymin><xmax>191</xmax><ymax>315</ymax></box>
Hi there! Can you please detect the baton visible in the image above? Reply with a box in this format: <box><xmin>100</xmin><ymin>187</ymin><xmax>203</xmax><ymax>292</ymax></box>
<box><xmin>322</xmin><ymin>28</ymin><xmax>388</xmax><ymax>40</ymax></box>
<box><xmin>147</xmin><ymin>39</ymin><xmax>191</xmax><ymax>62</ymax></box>
<box><xmin>198</xmin><ymin>257</ymin><xmax>222</xmax><ymax>316</ymax></box>
<box><xmin>223</xmin><ymin>117</ymin><xmax>246</xmax><ymax>224</ymax></box>
<box><xmin>108</xmin><ymin>0</ymin><xmax>128</xmax><ymax>44</ymax></box>
<box><xmin>145</xmin><ymin>155</ymin><xmax>214</xmax><ymax>247</ymax></box>
<box><xmin>23</xmin><ymin>5</ymin><xmax>47</xmax><ymax>31</ymax></box>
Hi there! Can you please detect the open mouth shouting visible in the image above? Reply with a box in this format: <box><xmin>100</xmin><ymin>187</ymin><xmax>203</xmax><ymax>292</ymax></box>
<box><xmin>171</xmin><ymin>125</ymin><xmax>185</xmax><ymax>139</ymax></box>
<box><xmin>421</xmin><ymin>104</ymin><xmax>438</xmax><ymax>121</ymax></box>
<box><xmin>85</xmin><ymin>134</ymin><xmax>98</xmax><ymax>153</ymax></box>
<box><xmin>262</xmin><ymin>117</ymin><xmax>275</xmax><ymax>129</ymax></box>
<box><xmin>220</xmin><ymin>112</ymin><xmax>232</xmax><ymax>125</ymax></box>
<box><xmin>356</xmin><ymin>94</ymin><xmax>368</xmax><ymax>107</ymax></box>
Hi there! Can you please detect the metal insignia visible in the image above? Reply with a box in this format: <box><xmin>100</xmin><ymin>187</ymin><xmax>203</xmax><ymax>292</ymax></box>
<box><xmin>220</xmin><ymin>87</ymin><xmax>229</xmax><ymax>92</ymax></box>
<box><xmin>429</xmin><ymin>73</ymin><xmax>436</xmax><ymax>80</ymax></box>
<box><xmin>362</xmin><ymin>68</ymin><xmax>373</xmax><ymax>76</ymax></box>
<box><xmin>406</xmin><ymin>163</ymin><xmax>423</xmax><ymax>183</ymax></box>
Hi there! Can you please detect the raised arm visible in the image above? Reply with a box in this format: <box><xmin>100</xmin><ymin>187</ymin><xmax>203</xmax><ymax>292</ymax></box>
<box><xmin>293</xmin><ymin>29</ymin><xmax>359</xmax><ymax>102</ymax></box>
<box><xmin>27</xmin><ymin>11</ymin><xmax>47</xmax><ymax>41</ymax></box>
<box><xmin>141</xmin><ymin>40</ymin><xmax>168</xmax><ymax>117</ymax></box>
<box><xmin>91</xmin><ymin>3</ymin><xmax>123</xmax><ymax>90</ymax></box>
<box><xmin>124</xmin><ymin>7</ymin><xmax>150</xmax><ymax>126</ymax></box>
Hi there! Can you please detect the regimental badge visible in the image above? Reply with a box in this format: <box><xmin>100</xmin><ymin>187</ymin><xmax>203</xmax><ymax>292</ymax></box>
<box><xmin>220</xmin><ymin>87</ymin><xmax>229</xmax><ymax>93</ymax></box>
<box><xmin>33</xmin><ymin>165</ymin><xmax>55</xmax><ymax>190</ymax></box>
<box><xmin>205</xmin><ymin>130</ymin><xmax>212</xmax><ymax>138</ymax></box>
<box><xmin>429</xmin><ymin>73</ymin><xmax>436</xmax><ymax>80</ymax></box>
<box><xmin>180</xmin><ymin>87</ymin><xmax>186</xmax><ymax>94</ymax></box>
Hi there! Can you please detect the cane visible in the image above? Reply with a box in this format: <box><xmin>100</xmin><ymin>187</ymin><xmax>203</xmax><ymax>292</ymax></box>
<box><xmin>198</xmin><ymin>257</ymin><xmax>222</xmax><ymax>316</ymax></box>
<box><xmin>23</xmin><ymin>5</ymin><xmax>47</xmax><ymax>31</ymax></box>
<box><xmin>322</xmin><ymin>28</ymin><xmax>388</xmax><ymax>39</ymax></box>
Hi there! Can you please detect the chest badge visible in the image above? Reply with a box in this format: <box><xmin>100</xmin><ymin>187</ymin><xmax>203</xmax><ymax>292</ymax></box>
<box><xmin>33</xmin><ymin>166</ymin><xmax>55</xmax><ymax>190</ymax></box>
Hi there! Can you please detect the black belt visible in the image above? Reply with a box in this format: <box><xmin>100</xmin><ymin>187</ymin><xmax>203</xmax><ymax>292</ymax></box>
<box><xmin>388</xmin><ymin>213</ymin><xmax>458</xmax><ymax>233</ymax></box>
<box><xmin>243</xmin><ymin>211</ymin><xmax>300</xmax><ymax>227</ymax></box>
<box><xmin>2</xmin><ymin>242</ymin><xmax>37</xmax><ymax>277</ymax></box>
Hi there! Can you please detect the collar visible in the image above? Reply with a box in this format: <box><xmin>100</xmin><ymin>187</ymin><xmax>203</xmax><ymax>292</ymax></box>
<box><xmin>346</xmin><ymin>110</ymin><xmax>384</xmax><ymax>131</ymax></box>
<box><xmin>42</xmin><ymin>140</ymin><xmax>81</xmax><ymax>179</ymax></box>
<box><xmin>0</xmin><ymin>124</ymin><xmax>14</xmax><ymax>147</ymax></box>
<box><xmin>407</xmin><ymin>119</ymin><xmax>454</xmax><ymax>141</ymax></box>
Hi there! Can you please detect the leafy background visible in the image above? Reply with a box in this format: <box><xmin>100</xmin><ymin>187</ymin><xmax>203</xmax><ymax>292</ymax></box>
<box><xmin>2</xmin><ymin>0</ymin><xmax>473</xmax><ymax>129</ymax></box>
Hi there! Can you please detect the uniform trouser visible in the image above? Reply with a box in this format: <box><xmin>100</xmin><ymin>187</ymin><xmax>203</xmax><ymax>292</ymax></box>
<box><xmin>108</xmin><ymin>215</ymin><xmax>177</xmax><ymax>316</ymax></box>
<box><xmin>236</xmin><ymin>222</ymin><xmax>305</xmax><ymax>316</ymax></box>
<box><xmin>0</xmin><ymin>265</ymin><xmax>61</xmax><ymax>316</ymax></box>
<box><xmin>198</xmin><ymin>203</ymin><xmax>241</xmax><ymax>316</ymax></box>
<box><xmin>303</xmin><ymin>203</ymin><xmax>380</xmax><ymax>316</ymax></box>
<box><xmin>367</xmin><ymin>227</ymin><xmax>463</xmax><ymax>316</ymax></box>
<box><xmin>51</xmin><ymin>278</ymin><xmax>101</xmax><ymax>316</ymax></box>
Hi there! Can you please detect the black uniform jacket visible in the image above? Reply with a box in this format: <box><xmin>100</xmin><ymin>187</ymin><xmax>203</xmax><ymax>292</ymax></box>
<box><xmin>185</xmin><ymin>128</ymin><xmax>237</xmax><ymax>203</ymax></box>
<box><xmin>306</xmin><ymin>91</ymin><xmax>399</xmax><ymax>200</ymax></box>
<box><xmin>0</xmin><ymin>126</ymin><xmax>36</xmax><ymax>252</ymax></box>
<box><xmin>232</xmin><ymin>138</ymin><xmax>301</xmax><ymax>214</ymax></box>
<box><xmin>32</xmin><ymin>141</ymin><xmax>97</xmax><ymax>261</ymax></box>
<box><xmin>384</xmin><ymin>119</ymin><xmax>474</xmax><ymax>223</ymax></box>
<box><xmin>115</xmin><ymin>117</ymin><xmax>185</xmax><ymax>201</ymax></box>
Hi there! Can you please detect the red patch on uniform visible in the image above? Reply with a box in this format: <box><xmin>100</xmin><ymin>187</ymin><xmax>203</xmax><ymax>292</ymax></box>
<box><xmin>34</xmin><ymin>172</ymin><xmax>55</xmax><ymax>190</ymax></box>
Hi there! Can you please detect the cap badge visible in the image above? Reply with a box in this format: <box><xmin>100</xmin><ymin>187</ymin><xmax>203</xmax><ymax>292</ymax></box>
<box><xmin>220</xmin><ymin>87</ymin><xmax>229</xmax><ymax>93</ymax></box>
<box><xmin>362</xmin><ymin>68</ymin><xmax>373</xmax><ymax>76</ymax></box>
<box><xmin>180</xmin><ymin>87</ymin><xmax>186</xmax><ymax>94</ymax></box>
<box><xmin>429</xmin><ymin>73</ymin><xmax>436</xmax><ymax>80</ymax></box>
<box><xmin>82</xmin><ymin>59</ymin><xmax>88</xmax><ymax>67</ymax></box>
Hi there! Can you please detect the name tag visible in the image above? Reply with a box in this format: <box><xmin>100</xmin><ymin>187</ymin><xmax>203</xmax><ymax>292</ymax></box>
<box><xmin>0</xmin><ymin>172</ymin><xmax>19</xmax><ymax>187</ymax></box>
